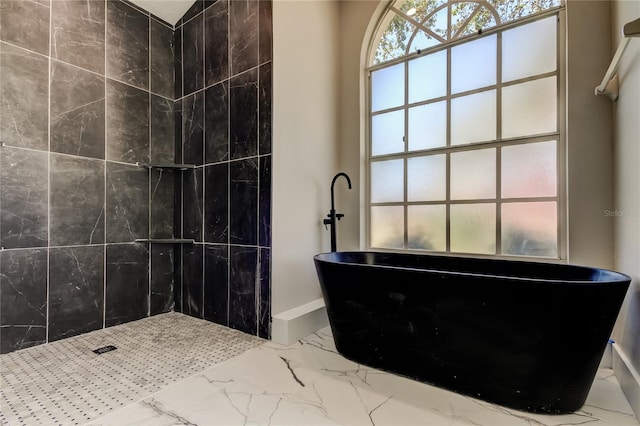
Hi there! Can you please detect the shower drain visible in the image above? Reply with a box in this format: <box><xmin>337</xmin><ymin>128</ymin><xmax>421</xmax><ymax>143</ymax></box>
<box><xmin>92</xmin><ymin>345</ymin><xmax>118</xmax><ymax>355</ymax></box>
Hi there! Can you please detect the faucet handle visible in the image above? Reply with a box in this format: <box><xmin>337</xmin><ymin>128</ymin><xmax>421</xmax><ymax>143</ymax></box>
<box><xmin>336</xmin><ymin>213</ymin><xmax>344</xmax><ymax>221</ymax></box>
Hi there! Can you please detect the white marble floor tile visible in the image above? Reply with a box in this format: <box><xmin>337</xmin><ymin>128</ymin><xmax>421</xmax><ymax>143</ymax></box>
<box><xmin>91</xmin><ymin>327</ymin><xmax>639</xmax><ymax>426</ymax></box>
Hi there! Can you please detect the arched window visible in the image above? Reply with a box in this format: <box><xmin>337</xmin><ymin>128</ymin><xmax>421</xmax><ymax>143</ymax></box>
<box><xmin>366</xmin><ymin>0</ymin><xmax>565</xmax><ymax>258</ymax></box>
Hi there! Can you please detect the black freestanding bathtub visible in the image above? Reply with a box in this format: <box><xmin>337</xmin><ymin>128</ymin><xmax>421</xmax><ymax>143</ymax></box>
<box><xmin>314</xmin><ymin>251</ymin><xmax>631</xmax><ymax>414</ymax></box>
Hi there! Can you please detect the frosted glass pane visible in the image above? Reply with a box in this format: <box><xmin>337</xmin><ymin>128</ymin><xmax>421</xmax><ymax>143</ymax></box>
<box><xmin>450</xmin><ymin>203</ymin><xmax>496</xmax><ymax>254</ymax></box>
<box><xmin>451</xmin><ymin>148</ymin><xmax>496</xmax><ymax>199</ymax></box>
<box><xmin>502</xmin><ymin>141</ymin><xmax>557</xmax><ymax>198</ymax></box>
<box><xmin>502</xmin><ymin>77</ymin><xmax>556</xmax><ymax>138</ymax></box>
<box><xmin>408</xmin><ymin>205</ymin><xmax>446</xmax><ymax>251</ymax></box>
<box><xmin>372</xmin><ymin>110</ymin><xmax>405</xmax><ymax>156</ymax></box>
<box><xmin>451</xmin><ymin>90</ymin><xmax>496</xmax><ymax>145</ymax></box>
<box><xmin>371</xmin><ymin>159</ymin><xmax>404</xmax><ymax>203</ymax></box>
<box><xmin>371</xmin><ymin>206</ymin><xmax>404</xmax><ymax>248</ymax></box>
<box><xmin>408</xmin><ymin>102</ymin><xmax>446</xmax><ymax>151</ymax></box>
<box><xmin>502</xmin><ymin>202</ymin><xmax>557</xmax><ymax>257</ymax></box>
<box><xmin>408</xmin><ymin>51</ymin><xmax>447</xmax><ymax>103</ymax></box>
<box><xmin>371</xmin><ymin>63</ymin><xmax>405</xmax><ymax>112</ymax></box>
<box><xmin>451</xmin><ymin>34</ymin><xmax>496</xmax><ymax>93</ymax></box>
<box><xmin>408</xmin><ymin>155</ymin><xmax>446</xmax><ymax>201</ymax></box>
<box><xmin>503</xmin><ymin>17</ymin><xmax>557</xmax><ymax>82</ymax></box>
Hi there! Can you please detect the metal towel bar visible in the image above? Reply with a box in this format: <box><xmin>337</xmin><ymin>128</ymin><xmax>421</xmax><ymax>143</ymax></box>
<box><xmin>595</xmin><ymin>16</ymin><xmax>640</xmax><ymax>101</ymax></box>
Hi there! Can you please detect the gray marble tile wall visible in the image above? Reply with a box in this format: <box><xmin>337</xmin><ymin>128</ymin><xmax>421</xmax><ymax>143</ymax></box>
<box><xmin>176</xmin><ymin>0</ymin><xmax>272</xmax><ymax>338</ymax></box>
<box><xmin>0</xmin><ymin>0</ymin><xmax>176</xmax><ymax>354</ymax></box>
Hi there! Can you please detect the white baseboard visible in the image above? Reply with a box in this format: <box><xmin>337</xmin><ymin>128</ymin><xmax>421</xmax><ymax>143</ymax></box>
<box><xmin>271</xmin><ymin>298</ymin><xmax>329</xmax><ymax>346</ymax></box>
<box><xmin>613</xmin><ymin>343</ymin><xmax>640</xmax><ymax>419</ymax></box>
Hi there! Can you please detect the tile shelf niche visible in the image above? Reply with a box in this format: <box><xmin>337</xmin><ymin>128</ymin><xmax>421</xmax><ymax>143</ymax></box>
<box><xmin>136</xmin><ymin>162</ymin><xmax>196</xmax><ymax>245</ymax></box>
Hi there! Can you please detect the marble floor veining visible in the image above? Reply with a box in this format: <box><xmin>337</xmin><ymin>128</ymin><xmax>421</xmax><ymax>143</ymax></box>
<box><xmin>1</xmin><ymin>312</ymin><xmax>638</xmax><ymax>426</ymax></box>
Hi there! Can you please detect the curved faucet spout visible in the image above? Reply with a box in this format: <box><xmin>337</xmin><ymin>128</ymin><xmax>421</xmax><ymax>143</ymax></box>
<box><xmin>331</xmin><ymin>172</ymin><xmax>352</xmax><ymax>212</ymax></box>
<box><xmin>325</xmin><ymin>172</ymin><xmax>352</xmax><ymax>252</ymax></box>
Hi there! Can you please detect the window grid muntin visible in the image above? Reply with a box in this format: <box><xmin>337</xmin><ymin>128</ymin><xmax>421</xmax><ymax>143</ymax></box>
<box><xmin>367</xmin><ymin>10</ymin><xmax>564</xmax><ymax>259</ymax></box>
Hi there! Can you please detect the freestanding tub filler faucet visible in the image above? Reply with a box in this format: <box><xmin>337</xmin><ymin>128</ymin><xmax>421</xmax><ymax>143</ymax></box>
<box><xmin>324</xmin><ymin>172</ymin><xmax>352</xmax><ymax>252</ymax></box>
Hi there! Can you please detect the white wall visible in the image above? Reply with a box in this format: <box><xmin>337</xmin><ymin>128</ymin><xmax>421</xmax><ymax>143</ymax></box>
<box><xmin>566</xmin><ymin>1</ymin><xmax>615</xmax><ymax>269</ymax></box>
<box><xmin>612</xmin><ymin>0</ymin><xmax>640</xmax><ymax>415</ymax></box>
<box><xmin>271</xmin><ymin>0</ymin><xmax>341</xmax><ymax>315</ymax></box>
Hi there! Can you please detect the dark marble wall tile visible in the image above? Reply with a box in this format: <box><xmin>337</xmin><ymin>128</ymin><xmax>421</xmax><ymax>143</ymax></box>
<box><xmin>106</xmin><ymin>243</ymin><xmax>149</xmax><ymax>327</ymax></box>
<box><xmin>174</xmin><ymin>99</ymin><xmax>183</xmax><ymax>164</ymax></box>
<box><xmin>174</xmin><ymin>245</ymin><xmax>183</xmax><ymax>313</ymax></box>
<box><xmin>49</xmin><ymin>246</ymin><xmax>104</xmax><ymax>341</ymax></box>
<box><xmin>106</xmin><ymin>79</ymin><xmax>150</xmax><ymax>164</ymax></box>
<box><xmin>259</xmin><ymin>62</ymin><xmax>272</xmax><ymax>155</ymax></box>
<box><xmin>183</xmin><ymin>14</ymin><xmax>204</xmax><ymax>96</ymax></box>
<box><xmin>204</xmin><ymin>0</ymin><xmax>228</xmax><ymax>87</ymax></box>
<box><xmin>258</xmin><ymin>247</ymin><xmax>270</xmax><ymax>338</ymax></box>
<box><xmin>106</xmin><ymin>162</ymin><xmax>149</xmax><ymax>243</ymax></box>
<box><xmin>0</xmin><ymin>43</ymin><xmax>49</xmax><ymax>151</ymax></box>
<box><xmin>204</xmin><ymin>245</ymin><xmax>228</xmax><ymax>325</ymax></box>
<box><xmin>259</xmin><ymin>155</ymin><xmax>271</xmax><ymax>248</ymax></box>
<box><xmin>230</xmin><ymin>68</ymin><xmax>258</xmax><ymax>160</ymax></box>
<box><xmin>106</xmin><ymin>0</ymin><xmax>149</xmax><ymax>90</ymax></box>
<box><xmin>151</xmin><ymin>244</ymin><xmax>174</xmax><ymax>315</ymax></box>
<box><xmin>0</xmin><ymin>148</ymin><xmax>48</xmax><ymax>249</ymax></box>
<box><xmin>0</xmin><ymin>249</ymin><xmax>47</xmax><ymax>354</ymax></box>
<box><xmin>205</xmin><ymin>81</ymin><xmax>229</xmax><ymax>163</ymax></box>
<box><xmin>230</xmin><ymin>158</ymin><xmax>258</xmax><ymax>246</ymax></box>
<box><xmin>150</xmin><ymin>19</ymin><xmax>174</xmax><ymax>99</ymax></box>
<box><xmin>182</xmin><ymin>168</ymin><xmax>203</xmax><ymax>241</ymax></box>
<box><xmin>151</xmin><ymin>95</ymin><xmax>175</xmax><ymax>164</ymax></box>
<box><xmin>50</xmin><ymin>61</ymin><xmax>106</xmax><ymax>160</ymax></box>
<box><xmin>259</xmin><ymin>0</ymin><xmax>272</xmax><ymax>64</ymax></box>
<box><xmin>0</xmin><ymin>0</ymin><xmax>50</xmax><ymax>55</ymax></box>
<box><xmin>50</xmin><ymin>155</ymin><xmax>105</xmax><ymax>246</ymax></box>
<box><xmin>174</xmin><ymin>28</ymin><xmax>183</xmax><ymax>100</ymax></box>
<box><xmin>182</xmin><ymin>244</ymin><xmax>203</xmax><ymax>318</ymax></box>
<box><xmin>229</xmin><ymin>246</ymin><xmax>257</xmax><ymax>334</ymax></box>
<box><xmin>229</xmin><ymin>0</ymin><xmax>258</xmax><ymax>76</ymax></box>
<box><xmin>0</xmin><ymin>325</ymin><xmax>47</xmax><ymax>355</ymax></box>
<box><xmin>50</xmin><ymin>0</ymin><xmax>105</xmax><ymax>74</ymax></box>
<box><xmin>182</xmin><ymin>0</ymin><xmax>204</xmax><ymax>24</ymax></box>
<box><xmin>174</xmin><ymin>170</ymin><xmax>183</xmax><ymax>238</ymax></box>
<box><xmin>151</xmin><ymin>169</ymin><xmax>175</xmax><ymax>238</ymax></box>
<box><xmin>182</xmin><ymin>91</ymin><xmax>204</xmax><ymax>165</ymax></box>
<box><xmin>204</xmin><ymin>163</ymin><xmax>228</xmax><ymax>243</ymax></box>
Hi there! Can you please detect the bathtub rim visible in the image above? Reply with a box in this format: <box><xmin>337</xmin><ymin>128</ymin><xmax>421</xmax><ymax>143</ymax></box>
<box><xmin>314</xmin><ymin>251</ymin><xmax>632</xmax><ymax>285</ymax></box>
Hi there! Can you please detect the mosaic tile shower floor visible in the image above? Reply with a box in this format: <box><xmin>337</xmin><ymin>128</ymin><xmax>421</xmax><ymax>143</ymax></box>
<box><xmin>0</xmin><ymin>313</ymin><xmax>264</xmax><ymax>425</ymax></box>
<box><xmin>1</xmin><ymin>312</ymin><xmax>638</xmax><ymax>426</ymax></box>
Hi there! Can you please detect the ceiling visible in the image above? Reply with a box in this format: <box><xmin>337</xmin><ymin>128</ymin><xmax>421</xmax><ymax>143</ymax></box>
<box><xmin>128</xmin><ymin>0</ymin><xmax>197</xmax><ymax>25</ymax></box>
